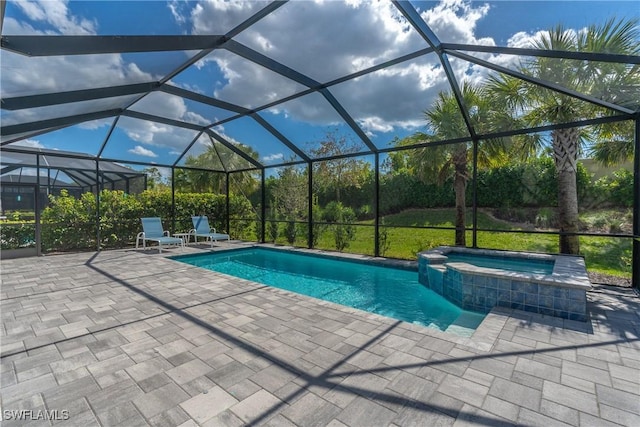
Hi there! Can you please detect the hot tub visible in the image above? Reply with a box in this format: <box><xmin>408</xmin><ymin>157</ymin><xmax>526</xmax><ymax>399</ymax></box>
<box><xmin>418</xmin><ymin>246</ymin><xmax>592</xmax><ymax>321</ymax></box>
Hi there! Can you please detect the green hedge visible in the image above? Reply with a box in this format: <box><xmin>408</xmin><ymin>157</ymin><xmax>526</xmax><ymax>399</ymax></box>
<box><xmin>40</xmin><ymin>189</ymin><xmax>255</xmax><ymax>252</ymax></box>
<box><xmin>374</xmin><ymin>158</ymin><xmax>631</xmax><ymax>215</ymax></box>
<box><xmin>0</xmin><ymin>223</ymin><xmax>36</xmax><ymax>250</ymax></box>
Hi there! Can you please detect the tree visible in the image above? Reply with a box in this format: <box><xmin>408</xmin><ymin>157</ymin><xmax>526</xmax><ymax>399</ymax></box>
<box><xmin>175</xmin><ymin>140</ymin><xmax>259</xmax><ymax>195</ymax></box>
<box><xmin>270</xmin><ymin>165</ymin><xmax>308</xmax><ymax>245</ymax></box>
<box><xmin>311</xmin><ymin>132</ymin><xmax>371</xmax><ymax>203</ymax></box>
<box><xmin>271</xmin><ymin>165</ymin><xmax>307</xmax><ymax>220</ymax></box>
<box><xmin>400</xmin><ymin>82</ymin><xmax>501</xmax><ymax>246</ymax></box>
<box><xmin>142</xmin><ymin>167</ymin><xmax>170</xmax><ymax>191</ymax></box>
<box><xmin>486</xmin><ymin>18</ymin><xmax>639</xmax><ymax>254</ymax></box>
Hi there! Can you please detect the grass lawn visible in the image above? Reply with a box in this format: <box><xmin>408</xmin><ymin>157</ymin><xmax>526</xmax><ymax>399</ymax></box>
<box><xmin>7</xmin><ymin>209</ymin><xmax>630</xmax><ymax>278</ymax></box>
<box><xmin>269</xmin><ymin>208</ymin><xmax>632</xmax><ymax>278</ymax></box>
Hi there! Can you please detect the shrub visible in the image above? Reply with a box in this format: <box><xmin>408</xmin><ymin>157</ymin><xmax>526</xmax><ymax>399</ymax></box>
<box><xmin>357</xmin><ymin>204</ymin><xmax>372</xmax><ymax>220</ymax></box>
<box><xmin>254</xmin><ymin>212</ymin><xmax>264</xmax><ymax>242</ymax></box>
<box><xmin>0</xmin><ymin>222</ymin><xmax>36</xmax><ymax>250</ymax></box>
<box><xmin>311</xmin><ymin>203</ymin><xmax>325</xmax><ymax>247</ymax></box>
<box><xmin>41</xmin><ymin>190</ymin><xmax>96</xmax><ymax>251</ymax></box>
<box><xmin>322</xmin><ymin>201</ymin><xmax>343</xmax><ymax>223</ymax></box>
<box><xmin>323</xmin><ymin>201</ymin><xmax>356</xmax><ymax>251</ymax></box>
<box><xmin>475</xmin><ymin>164</ymin><xmax>525</xmax><ymax>207</ymax></box>
<box><xmin>608</xmin><ymin>218</ymin><xmax>624</xmax><ymax>234</ymax></box>
<box><xmin>535</xmin><ymin>207</ymin><xmax>557</xmax><ymax>229</ymax></box>
<box><xmin>412</xmin><ymin>239</ymin><xmax>439</xmax><ymax>257</ymax></box>
<box><xmin>608</xmin><ymin>169</ymin><xmax>634</xmax><ymax>208</ymax></box>
<box><xmin>40</xmin><ymin>189</ymin><xmax>255</xmax><ymax>252</ymax></box>
<box><xmin>284</xmin><ymin>220</ymin><xmax>297</xmax><ymax>245</ymax></box>
<box><xmin>99</xmin><ymin>190</ymin><xmax>144</xmax><ymax>248</ymax></box>
<box><xmin>268</xmin><ymin>205</ymin><xmax>279</xmax><ymax>243</ymax></box>
<box><xmin>378</xmin><ymin>221</ymin><xmax>391</xmax><ymax>257</ymax></box>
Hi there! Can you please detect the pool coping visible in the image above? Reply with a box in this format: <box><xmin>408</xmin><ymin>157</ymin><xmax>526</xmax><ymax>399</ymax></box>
<box><xmin>167</xmin><ymin>243</ymin><xmax>604</xmax><ymax>351</ymax></box>
<box><xmin>420</xmin><ymin>246</ymin><xmax>592</xmax><ymax>291</ymax></box>
<box><xmin>171</xmin><ymin>243</ymin><xmax>419</xmax><ymax>272</ymax></box>
<box><xmin>168</xmin><ymin>243</ymin><xmax>514</xmax><ymax>351</ymax></box>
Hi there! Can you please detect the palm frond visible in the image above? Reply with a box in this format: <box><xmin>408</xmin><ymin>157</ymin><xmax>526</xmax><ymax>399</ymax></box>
<box><xmin>590</xmin><ymin>137</ymin><xmax>635</xmax><ymax>166</ymax></box>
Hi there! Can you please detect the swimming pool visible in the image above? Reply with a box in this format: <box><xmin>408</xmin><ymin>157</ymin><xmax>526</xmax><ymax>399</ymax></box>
<box><xmin>173</xmin><ymin>247</ymin><xmax>486</xmax><ymax>336</ymax></box>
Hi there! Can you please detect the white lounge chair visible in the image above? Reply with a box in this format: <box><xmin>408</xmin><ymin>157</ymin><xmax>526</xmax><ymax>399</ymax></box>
<box><xmin>136</xmin><ymin>217</ymin><xmax>184</xmax><ymax>253</ymax></box>
<box><xmin>191</xmin><ymin>215</ymin><xmax>230</xmax><ymax>248</ymax></box>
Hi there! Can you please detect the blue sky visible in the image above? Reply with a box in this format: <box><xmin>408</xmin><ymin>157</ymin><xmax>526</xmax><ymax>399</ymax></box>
<box><xmin>1</xmin><ymin>0</ymin><xmax>638</xmax><ymax>172</ymax></box>
<box><xmin>475</xmin><ymin>1</ymin><xmax>639</xmax><ymax>44</ymax></box>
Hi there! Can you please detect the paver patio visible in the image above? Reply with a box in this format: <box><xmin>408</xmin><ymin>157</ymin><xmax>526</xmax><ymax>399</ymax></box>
<box><xmin>1</xmin><ymin>243</ymin><xmax>638</xmax><ymax>426</ymax></box>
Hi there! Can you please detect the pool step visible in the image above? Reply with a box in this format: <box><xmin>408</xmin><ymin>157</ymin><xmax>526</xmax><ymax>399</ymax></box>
<box><xmin>446</xmin><ymin>311</ymin><xmax>484</xmax><ymax>335</ymax></box>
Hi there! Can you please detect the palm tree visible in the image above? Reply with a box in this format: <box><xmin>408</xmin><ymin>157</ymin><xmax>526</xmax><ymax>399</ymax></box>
<box><xmin>401</xmin><ymin>82</ymin><xmax>503</xmax><ymax>246</ymax></box>
<box><xmin>486</xmin><ymin>18</ymin><xmax>639</xmax><ymax>254</ymax></box>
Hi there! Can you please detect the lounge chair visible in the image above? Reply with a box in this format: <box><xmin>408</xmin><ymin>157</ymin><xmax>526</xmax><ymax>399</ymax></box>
<box><xmin>136</xmin><ymin>217</ymin><xmax>184</xmax><ymax>253</ymax></box>
<box><xmin>191</xmin><ymin>215</ymin><xmax>230</xmax><ymax>248</ymax></box>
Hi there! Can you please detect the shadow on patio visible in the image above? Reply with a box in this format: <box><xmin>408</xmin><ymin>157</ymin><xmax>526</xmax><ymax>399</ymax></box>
<box><xmin>3</xmin><ymin>248</ymin><xmax>638</xmax><ymax>426</ymax></box>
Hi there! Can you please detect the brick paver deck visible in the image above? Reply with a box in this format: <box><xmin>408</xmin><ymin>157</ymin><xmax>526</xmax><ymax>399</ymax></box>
<box><xmin>1</xmin><ymin>243</ymin><xmax>638</xmax><ymax>426</ymax></box>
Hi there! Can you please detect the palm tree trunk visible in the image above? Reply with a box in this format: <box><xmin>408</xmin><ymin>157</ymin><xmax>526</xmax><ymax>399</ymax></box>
<box><xmin>453</xmin><ymin>148</ymin><xmax>467</xmax><ymax>246</ymax></box>
<box><xmin>552</xmin><ymin>128</ymin><xmax>580</xmax><ymax>254</ymax></box>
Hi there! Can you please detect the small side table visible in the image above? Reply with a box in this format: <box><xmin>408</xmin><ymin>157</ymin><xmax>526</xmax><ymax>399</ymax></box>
<box><xmin>173</xmin><ymin>232</ymin><xmax>192</xmax><ymax>245</ymax></box>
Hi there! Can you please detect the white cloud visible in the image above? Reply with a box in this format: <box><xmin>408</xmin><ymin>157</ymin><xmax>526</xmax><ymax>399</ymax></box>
<box><xmin>2</xmin><ymin>12</ymin><xmax>200</xmax><ymax>157</ymax></box>
<box><xmin>190</xmin><ymin>0</ymin><xmax>268</xmax><ymax>35</ymax></box>
<box><xmin>2</xmin><ymin>4</ymin><xmax>155</xmax><ymax>108</ymax></box>
<box><xmin>12</xmin><ymin>0</ymin><xmax>96</xmax><ymax>35</ymax></box>
<box><xmin>421</xmin><ymin>0</ymin><xmax>492</xmax><ymax>45</ymax></box>
<box><xmin>127</xmin><ymin>145</ymin><xmax>158</xmax><ymax>158</ymax></box>
<box><xmin>451</xmin><ymin>26</ymin><xmax>582</xmax><ymax>88</ymax></box>
<box><xmin>262</xmin><ymin>153</ymin><xmax>284</xmax><ymax>162</ymax></box>
<box><xmin>1</xmin><ymin>49</ymin><xmax>154</xmax><ymax>99</ymax></box>
<box><xmin>168</xmin><ymin>0</ymin><xmax>188</xmax><ymax>25</ymax></box>
<box><xmin>5</xmin><ymin>0</ymin><xmax>582</xmax><ymax>160</ymax></box>
<box><xmin>129</xmin><ymin>92</ymin><xmax>214</xmax><ymax>126</ymax></box>
<box><xmin>12</xmin><ymin>139</ymin><xmax>45</xmax><ymax>149</ymax></box>
<box><xmin>185</xmin><ymin>0</ymin><xmax>498</xmax><ymax>136</ymax></box>
<box><xmin>167</xmin><ymin>79</ymin><xmax>205</xmax><ymax>95</ymax></box>
<box><xmin>233</xmin><ymin>1</ymin><xmax>425</xmax><ymax>82</ymax></box>
<box><xmin>125</xmin><ymin>122</ymin><xmax>169</xmax><ymax>145</ymax></box>
<box><xmin>78</xmin><ymin>119</ymin><xmax>114</xmax><ymax>130</ymax></box>
<box><xmin>210</xmin><ymin>125</ymin><xmax>245</xmax><ymax>148</ymax></box>
<box><xmin>508</xmin><ymin>30</ymin><xmax>543</xmax><ymax>49</ymax></box>
<box><xmin>114</xmin><ymin>116</ymin><xmax>199</xmax><ymax>158</ymax></box>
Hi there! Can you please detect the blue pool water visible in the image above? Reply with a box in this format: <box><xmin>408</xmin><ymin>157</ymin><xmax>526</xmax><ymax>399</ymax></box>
<box><xmin>445</xmin><ymin>253</ymin><xmax>554</xmax><ymax>275</ymax></box>
<box><xmin>174</xmin><ymin>248</ymin><xmax>486</xmax><ymax>336</ymax></box>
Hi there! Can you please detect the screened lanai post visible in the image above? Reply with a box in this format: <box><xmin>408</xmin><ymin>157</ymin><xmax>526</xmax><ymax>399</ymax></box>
<box><xmin>35</xmin><ymin>154</ymin><xmax>42</xmax><ymax>256</ymax></box>
<box><xmin>171</xmin><ymin>167</ymin><xmax>176</xmax><ymax>234</ymax></box>
<box><xmin>634</xmin><ymin>119</ymin><xmax>640</xmax><ymax>289</ymax></box>
<box><xmin>1</xmin><ymin>0</ymin><xmax>6</xmax><ymax>34</ymax></box>
<box><xmin>374</xmin><ymin>152</ymin><xmax>380</xmax><ymax>257</ymax></box>
<box><xmin>261</xmin><ymin>169</ymin><xmax>266</xmax><ymax>244</ymax></box>
<box><xmin>226</xmin><ymin>173</ymin><xmax>230</xmax><ymax>237</ymax></box>
<box><xmin>95</xmin><ymin>159</ymin><xmax>101</xmax><ymax>251</ymax></box>
<box><xmin>472</xmin><ymin>139</ymin><xmax>479</xmax><ymax>248</ymax></box>
<box><xmin>308</xmin><ymin>161</ymin><xmax>313</xmax><ymax>249</ymax></box>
